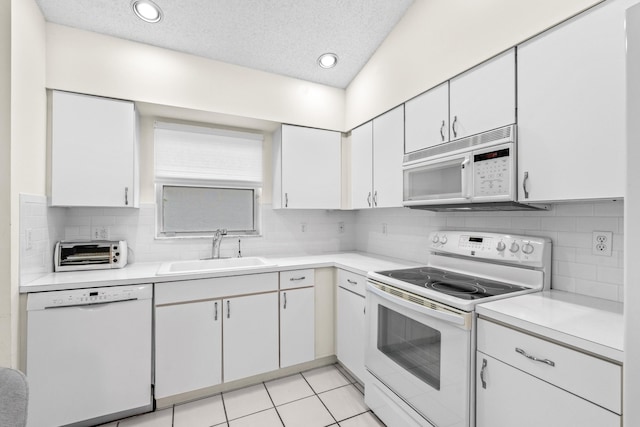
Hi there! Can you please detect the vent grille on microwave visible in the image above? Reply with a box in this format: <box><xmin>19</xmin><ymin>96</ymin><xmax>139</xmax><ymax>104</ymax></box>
<box><xmin>403</xmin><ymin>124</ymin><xmax>515</xmax><ymax>164</ymax></box>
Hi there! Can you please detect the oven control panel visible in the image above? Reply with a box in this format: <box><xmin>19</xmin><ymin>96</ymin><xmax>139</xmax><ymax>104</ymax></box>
<box><xmin>429</xmin><ymin>231</ymin><xmax>550</xmax><ymax>266</ymax></box>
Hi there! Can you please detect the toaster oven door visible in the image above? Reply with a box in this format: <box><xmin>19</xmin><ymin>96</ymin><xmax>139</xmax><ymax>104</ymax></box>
<box><xmin>403</xmin><ymin>153</ymin><xmax>472</xmax><ymax>206</ymax></box>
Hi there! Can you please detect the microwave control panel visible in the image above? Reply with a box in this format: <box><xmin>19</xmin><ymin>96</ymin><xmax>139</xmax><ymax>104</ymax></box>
<box><xmin>473</xmin><ymin>147</ymin><xmax>511</xmax><ymax>197</ymax></box>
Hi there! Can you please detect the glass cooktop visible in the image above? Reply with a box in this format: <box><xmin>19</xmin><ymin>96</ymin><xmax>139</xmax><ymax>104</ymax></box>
<box><xmin>374</xmin><ymin>267</ymin><xmax>529</xmax><ymax>300</ymax></box>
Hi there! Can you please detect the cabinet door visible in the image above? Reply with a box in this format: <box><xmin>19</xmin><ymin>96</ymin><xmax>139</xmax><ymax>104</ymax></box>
<box><xmin>476</xmin><ymin>354</ymin><xmax>620</xmax><ymax>427</ymax></box>
<box><xmin>280</xmin><ymin>287</ymin><xmax>315</xmax><ymax>368</ymax></box>
<box><xmin>155</xmin><ymin>300</ymin><xmax>222</xmax><ymax>398</ymax></box>
<box><xmin>372</xmin><ymin>105</ymin><xmax>405</xmax><ymax>208</ymax></box>
<box><xmin>336</xmin><ymin>287</ymin><xmax>366</xmax><ymax>382</ymax></box>
<box><xmin>518</xmin><ymin>1</ymin><xmax>631</xmax><ymax>202</ymax></box>
<box><xmin>405</xmin><ymin>82</ymin><xmax>449</xmax><ymax>153</ymax></box>
<box><xmin>449</xmin><ymin>49</ymin><xmax>516</xmax><ymax>140</ymax></box>
<box><xmin>350</xmin><ymin>122</ymin><xmax>373</xmax><ymax>209</ymax></box>
<box><xmin>223</xmin><ymin>293</ymin><xmax>279</xmax><ymax>382</ymax></box>
<box><xmin>280</xmin><ymin>125</ymin><xmax>341</xmax><ymax>209</ymax></box>
<box><xmin>51</xmin><ymin>91</ymin><xmax>136</xmax><ymax>207</ymax></box>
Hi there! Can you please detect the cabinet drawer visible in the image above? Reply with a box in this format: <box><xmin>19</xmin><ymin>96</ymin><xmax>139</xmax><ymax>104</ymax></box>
<box><xmin>337</xmin><ymin>269</ymin><xmax>366</xmax><ymax>296</ymax></box>
<box><xmin>477</xmin><ymin>318</ymin><xmax>621</xmax><ymax>414</ymax></box>
<box><xmin>155</xmin><ymin>273</ymin><xmax>279</xmax><ymax>305</ymax></box>
<box><xmin>280</xmin><ymin>269</ymin><xmax>314</xmax><ymax>290</ymax></box>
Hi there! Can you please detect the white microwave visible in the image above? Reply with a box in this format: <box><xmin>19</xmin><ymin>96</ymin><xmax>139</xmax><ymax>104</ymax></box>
<box><xmin>402</xmin><ymin>125</ymin><xmax>547</xmax><ymax>211</ymax></box>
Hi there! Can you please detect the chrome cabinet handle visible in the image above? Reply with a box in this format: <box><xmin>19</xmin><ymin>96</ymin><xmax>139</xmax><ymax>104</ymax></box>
<box><xmin>515</xmin><ymin>348</ymin><xmax>555</xmax><ymax>367</ymax></box>
<box><xmin>214</xmin><ymin>301</ymin><xmax>218</xmax><ymax>321</ymax></box>
<box><xmin>373</xmin><ymin>191</ymin><xmax>378</xmax><ymax>207</ymax></box>
<box><xmin>125</xmin><ymin>187</ymin><xmax>129</xmax><ymax>206</ymax></box>
<box><xmin>285</xmin><ymin>192</ymin><xmax>289</xmax><ymax>208</ymax></box>
<box><xmin>452</xmin><ymin>116</ymin><xmax>458</xmax><ymax>138</ymax></box>
<box><xmin>440</xmin><ymin>120</ymin><xmax>445</xmax><ymax>141</ymax></box>
<box><xmin>227</xmin><ymin>300</ymin><xmax>230</xmax><ymax>319</ymax></box>
<box><xmin>283</xmin><ymin>292</ymin><xmax>287</xmax><ymax>309</ymax></box>
<box><xmin>367</xmin><ymin>192</ymin><xmax>372</xmax><ymax>207</ymax></box>
<box><xmin>289</xmin><ymin>276</ymin><xmax>306</xmax><ymax>281</ymax></box>
<box><xmin>480</xmin><ymin>358</ymin><xmax>487</xmax><ymax>389</ymax></box>
<box><xmin>522</xmin><ymin>172</ymin><xmax>530</xmax><ymax>199</ymax></box>
<box><xmin>347</xmin><ymin>279</ymin><xmax>358</xmax><ymax>285</ymax></box>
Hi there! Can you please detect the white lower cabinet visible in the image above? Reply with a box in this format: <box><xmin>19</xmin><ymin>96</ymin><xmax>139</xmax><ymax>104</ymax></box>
<box><xmin>155</xmin><ymin>300</ymin><xmax>222</xmax><ymax>399</ymax></box>
<box><xmin>223</xmin><ymin>293</ymin><xmax>279</xmax><ymax>382</ymax></box>
<box><xmin>476</xmin><ymin>318</ymin><xmax>621</xmax><ymax>427</ymax></box>
<box><xmin>280</xmin><ymin>287</ymin><xmax>315</xmax><ymax>368</ymax></box>
<box><xmin>336</xmin><ymin>270</ymin><xmax>367</xmax><ymax>382</ymax></box>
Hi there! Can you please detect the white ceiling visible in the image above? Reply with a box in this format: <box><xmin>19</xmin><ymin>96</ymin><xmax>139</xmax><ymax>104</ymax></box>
<box><xmin>34</xmin><ymin>0</ymin><xmax>415</xmax><ymax>89</ymax></box>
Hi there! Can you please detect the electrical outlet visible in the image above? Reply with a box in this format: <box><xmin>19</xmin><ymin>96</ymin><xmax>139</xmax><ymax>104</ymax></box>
<box><xmin>382</xmin><ymin>223</ymin><xmax>388</xmax><ymax>235</ymax></box>
<box><xmin>25</xmin><ymin>228</ymin><xmax>33</xmax><ymax>251</ymax></box>
<box><xmin>592</xmin><ymin>231</ymin><xmax>613</xmax><ymax>256</ymax></box>
<box><xmin>92</xmin><ymin>226</ymin><xmax>110</xmax><ymax>240</ymax></box>
<box><xmin>338</xmin><ymin>222</ymin><xmax>345</xmax><ymax>234</ymax></box>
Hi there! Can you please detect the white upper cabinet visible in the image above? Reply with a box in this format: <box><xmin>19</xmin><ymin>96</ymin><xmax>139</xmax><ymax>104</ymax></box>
<box><xmin>272</xmin><ymin>124</ymin><xmax>341</xmax><ymax>209</ymax></box>
<box><xmin>405</xmin><ymin>82</ymin><xmax>450</xmax><ymax>153</ymax></box>
<box><xmin>517</xmin><ymin>0</ymin><xmax>632</xmax><ymax>202</ymax></box>
<box><xmin>373</xmin><ymin>105</ymin><xmax>405</xmax><ymax>208</ymax></box>
<box><xmin>51</xmin><ymin>90</ymin><xmax>138</xmax><ymax>207</ymax></box>
<box><xmin>349</xmin><ymin>106</ymin><xmax>404</xmax><ymax>209</ymax></box>
<box><xmin>350</xmin><ymin>122</ymin><xmax>374</xmax><ymax>209</ymax></box>
<box><xmin>449</xmin><ymin>49</ymin><xmax>516</xmax><ymax>140</ymax></box>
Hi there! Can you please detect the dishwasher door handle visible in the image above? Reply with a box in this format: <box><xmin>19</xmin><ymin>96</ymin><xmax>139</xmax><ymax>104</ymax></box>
<box><xmin>44</xmin><ymin>298</ymin><xmax>138</xmax><ymax>310</ymax></box>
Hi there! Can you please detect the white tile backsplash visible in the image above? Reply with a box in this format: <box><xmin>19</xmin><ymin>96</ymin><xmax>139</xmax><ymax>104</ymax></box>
<box><xmin>21</xmin><ymin>196</ymin><xmax>625</xmax><ymax>302</ymax></box>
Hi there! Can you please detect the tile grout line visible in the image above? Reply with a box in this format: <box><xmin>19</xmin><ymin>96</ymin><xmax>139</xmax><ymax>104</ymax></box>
<box><xmin>300</xmin><ymin>368</ymin><xmax>339</xmax><ymax>426</ymax></box>
<box><xmin>263</xmin><ymin>380</ymin><xmax>286</xmax><ymax>427</ymax></box>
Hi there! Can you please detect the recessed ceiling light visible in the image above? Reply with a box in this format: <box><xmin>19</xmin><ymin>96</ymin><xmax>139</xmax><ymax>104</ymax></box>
<box><xmin>132</xmin><ymin>0</ymin><xmax>163</xmax><ymax>23</ymax></box>
<box><xmin>318</xmin><ymin>53</ymin><xmax>338</xmax><ymax>69</ymax></box>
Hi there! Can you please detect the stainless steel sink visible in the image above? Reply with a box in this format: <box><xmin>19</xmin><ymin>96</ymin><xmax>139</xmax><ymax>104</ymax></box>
<box><xmin>156</xmin><ymin>257</ymin><xmax>275</xmax><ymax>275</ymax></box>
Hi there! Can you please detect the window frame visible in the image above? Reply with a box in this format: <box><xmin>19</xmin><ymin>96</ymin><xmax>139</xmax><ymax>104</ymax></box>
<box><xmin>155</xmin><ymin>180</ymin><xmax>262</xmax><ymax>239</ymax></box>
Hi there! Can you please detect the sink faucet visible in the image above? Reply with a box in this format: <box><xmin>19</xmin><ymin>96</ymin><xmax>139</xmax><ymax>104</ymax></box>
<box><xmin>211</xmin><ymin>229</ymin><xmax>227</xmax><ymax>259</ymax></box>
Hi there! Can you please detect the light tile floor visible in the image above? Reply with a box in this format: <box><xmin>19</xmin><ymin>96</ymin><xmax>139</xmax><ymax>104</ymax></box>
<box><xmin>101</xmin><ymin>364</ymin><xmax>385</xmax><ymax>427</ymax></box>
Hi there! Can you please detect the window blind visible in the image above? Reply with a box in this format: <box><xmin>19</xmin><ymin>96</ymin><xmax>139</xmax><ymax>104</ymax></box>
<box><xmin>154</xmin><ymin>122</ymin><xmax>263</xmax><ymax>184</ymax></box>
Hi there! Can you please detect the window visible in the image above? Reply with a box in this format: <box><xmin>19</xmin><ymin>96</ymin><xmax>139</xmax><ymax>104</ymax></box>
<box><xmin>154</xmin><ymin>122</ymin><xmax>263</xmax><ymax>238</ymax></box>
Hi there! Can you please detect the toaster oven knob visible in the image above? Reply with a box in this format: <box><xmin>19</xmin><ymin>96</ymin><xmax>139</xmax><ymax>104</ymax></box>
<box><xmin>509</xmin><ymin>242</ymin><xmax>520</xmax><ymax>253</ymax></box>
<box><xmin>496</xmin><ymin>241</ymin><xmax>506</xmax><ymax>252</ymax></box>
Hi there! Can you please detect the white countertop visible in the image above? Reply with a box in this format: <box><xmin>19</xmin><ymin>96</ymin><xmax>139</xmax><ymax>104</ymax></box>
<box><xmin>20</xmin><ymin>252</ymin><xmax>420</xmax><ymax>293</ymax></box>
<box><xmin>477</xmin><ymin>290</ymin><xmax>624</xmax><ymax>363</ymax></box>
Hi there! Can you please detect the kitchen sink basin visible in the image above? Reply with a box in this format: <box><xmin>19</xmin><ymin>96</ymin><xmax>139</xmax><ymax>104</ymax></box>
<box><xmin>156</xmin><ymin>257</ymin><xmax>276</xmax><ymax>275</ymax></box>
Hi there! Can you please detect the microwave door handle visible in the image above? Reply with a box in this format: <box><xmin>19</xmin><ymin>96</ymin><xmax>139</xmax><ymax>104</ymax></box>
<box><xmin>461</xmin><ymin>158</ymin><xmax>471</xmax><ymax>199</ymax></box>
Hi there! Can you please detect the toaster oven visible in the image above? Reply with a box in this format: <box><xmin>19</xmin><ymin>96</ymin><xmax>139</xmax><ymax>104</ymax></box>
<box><xmin>54</xmin><ymin>241</ymin><xmax>128</xmax><ymax>272</ymax></box>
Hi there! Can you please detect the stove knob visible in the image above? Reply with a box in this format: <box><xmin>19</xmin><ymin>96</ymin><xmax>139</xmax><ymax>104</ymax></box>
<box><xmin>496</xmin><ymin>241</ymin><xmax>506</xmax><ymax>252</ymax></box>
<box><xmin>432</xmin><ymin>235</ymin><xmax>440</xmax><ymax>244</ymax></box>
<box><xmin>440</xmin><ymin>235</ymin><xmax>448</xmax><ymax>244</ymax></box>
<box><xmin>509</xmin><ymin>241</ymin><xmax>520</xmax><ymax>253</ymax></box>
<box><xmin>522</xmin><ymin>243</ymin><xmax>535</xmax><ymax>255</ymax></box>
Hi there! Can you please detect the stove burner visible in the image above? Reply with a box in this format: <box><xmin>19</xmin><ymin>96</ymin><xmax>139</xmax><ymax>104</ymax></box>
<box><xmin>374</xmin><ymin>266</ymin><xmax>530</xmax><ymax>301</ymax></box>
<box><xmin>430</xmin><ymin>281</ymin><xmax>480</xmax><ymax>294</ymax></box>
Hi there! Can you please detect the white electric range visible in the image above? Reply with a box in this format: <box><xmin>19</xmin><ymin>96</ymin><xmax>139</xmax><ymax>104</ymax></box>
<box><xmin>364</xmin><ymin>230</ymin><xmax>551</xmax><ymax>427</ymax></box>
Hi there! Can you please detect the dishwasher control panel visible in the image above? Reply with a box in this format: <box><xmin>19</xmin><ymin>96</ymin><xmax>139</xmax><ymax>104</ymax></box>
<box><xmin>27</xmin><ymin>284</ymin><xmax>152</xmax><ymax>310</ymax></box>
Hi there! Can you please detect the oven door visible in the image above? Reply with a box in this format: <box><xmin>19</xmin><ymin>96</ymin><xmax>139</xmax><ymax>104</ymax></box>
<box><xmin>365</xmin><ymin>281</ymin><xmax>472</xmax><ymax>427</ymax></box>
<box><xmin>403</xmin><ymin>153</ymin><xmax>472</xmax><ymax>207</ymax></box>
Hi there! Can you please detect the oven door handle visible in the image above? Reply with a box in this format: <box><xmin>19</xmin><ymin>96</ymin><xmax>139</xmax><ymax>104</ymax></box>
<box><xmin>367</xmin><ymin>283</ymin><xmax>468</xmax><ymax>327</ymax></box>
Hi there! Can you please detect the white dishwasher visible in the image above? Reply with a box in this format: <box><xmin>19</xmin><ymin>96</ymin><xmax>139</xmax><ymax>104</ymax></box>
<box><xmin>26</xmin><ymin>284</ymin><xmax>153</xmax><ymax>427</ymax></box>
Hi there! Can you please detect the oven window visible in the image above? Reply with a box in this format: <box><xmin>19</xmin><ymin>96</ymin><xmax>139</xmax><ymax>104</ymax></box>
<box><xmin>377</xmin><ymin>305</ymin><xmax>441</xmax><ymax>390</ymax></box>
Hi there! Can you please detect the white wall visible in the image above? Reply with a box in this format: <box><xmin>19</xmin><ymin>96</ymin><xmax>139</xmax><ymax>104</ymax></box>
<box><xmin>0</xmin><ymin>0</ymin><xmax>12</xmax><ymax>367</ymax></box>
<box><xmin>45</xmin><ymin>24</ymin><xmax>345</xmax><ymax>132</ymax></box>
<box><xmin>345</xmin><ymin>0</ymin><xmax>603</xmax><ymax>129</ymax></box>
<box><xmin>625</xmin><ymin>4</ymin><xmax>640</xmax><ymax>424</ymax></box>
<box><xmin>5</xmin><ymin>0</ymin><xmax>46</xmax><ymax>368</ymax></box>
